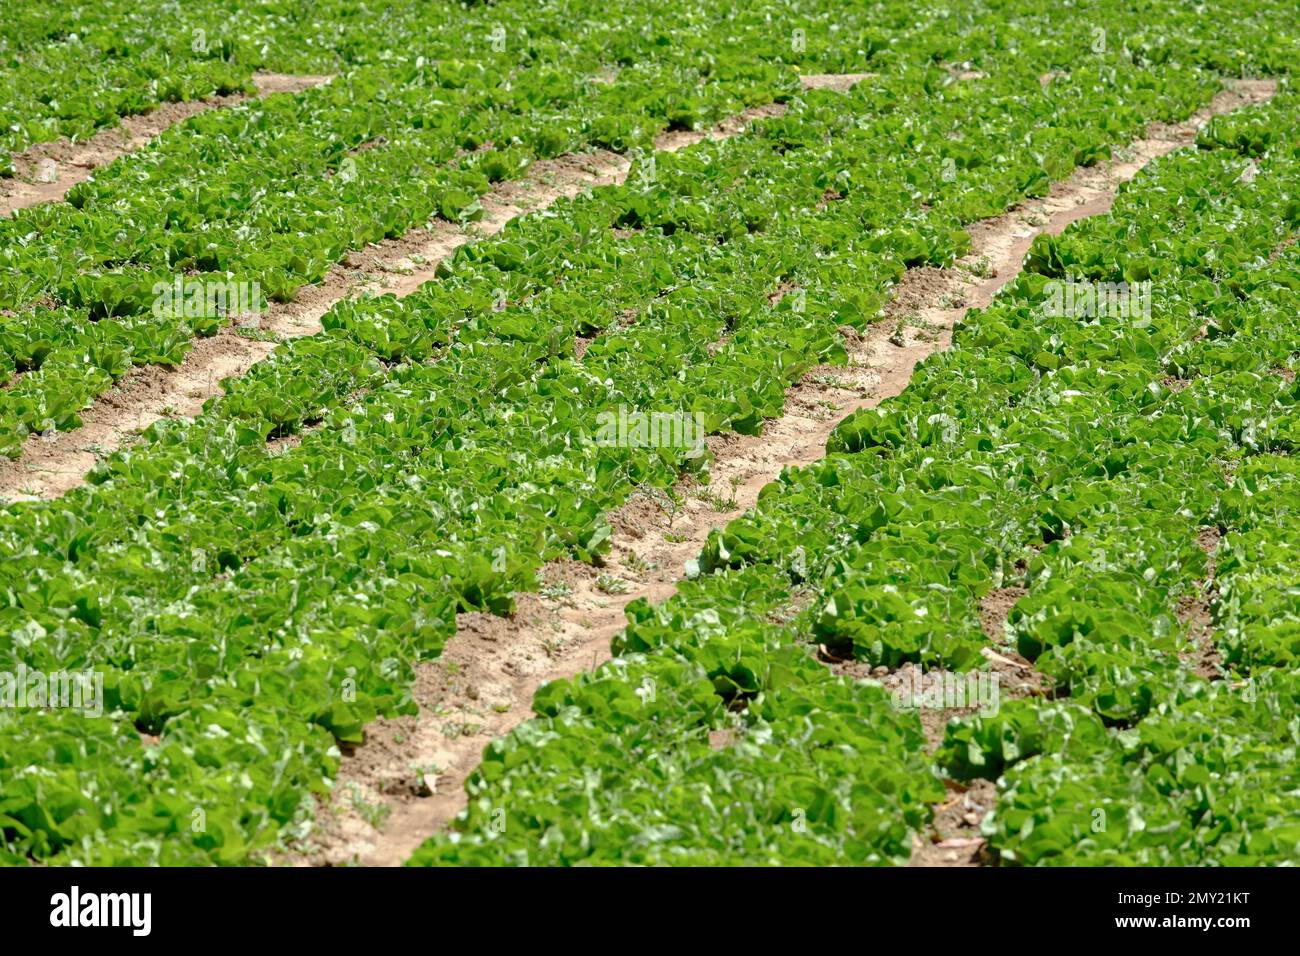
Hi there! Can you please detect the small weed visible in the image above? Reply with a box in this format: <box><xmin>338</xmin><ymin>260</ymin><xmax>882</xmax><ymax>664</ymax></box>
<box><xmin>348</xmin><ymin>784</ymin><xmax>391</xmax><ymax>830</ymax></box>
<box><xmin>623</xmin><ymin>552</ymin><xmax>656</xmax><ymax>575</ymax></box>
<box><xmin>595</xmin><ymin>573</ymin><xmax>632</xmax><ymax>594</ymax></box>
<box><xmin>234</xmin><ymin>325</ymin><xmax>282</xmax><ymax>342</ymax></box>
<box><xmin>889</xmin><ymin>314</ymin><xmax>914</xmax><ymax>347</ymax></box>
<box><xmin>540</xmin><ymin>580</ymin><xmax>574</xmax><ymax>603</ymax></box>
<box><xmin>693</xmin><ymin>487</ymin><xmax>737</xmax><ymax>512</ymax></box>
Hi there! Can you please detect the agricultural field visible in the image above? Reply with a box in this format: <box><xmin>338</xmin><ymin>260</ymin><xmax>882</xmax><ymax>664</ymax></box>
<box><xmin>0</xmin><ymin>0</ymin><xmax>1299</xmax><ymax>894</ymax></box>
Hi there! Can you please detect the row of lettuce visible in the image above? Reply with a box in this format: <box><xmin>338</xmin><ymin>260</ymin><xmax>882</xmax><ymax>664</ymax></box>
<box><xmin>0</xmin><ymin>20</ymin><xmax>1254</xmax><ymax>862</ymax></box>
<box><xmin>409</xmin><ymin>85</ymin><xmax>1300</xmax><ymax>865</ymax></box>
<box><xmin>4</xmin><ymin>0</ymin><xmax>1300</xmax><ymax>460</ymax></box>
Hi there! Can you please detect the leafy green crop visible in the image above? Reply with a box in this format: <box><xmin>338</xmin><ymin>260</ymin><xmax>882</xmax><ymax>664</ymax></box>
<box><xmin>2</xmin><ymin>0</ymin><xmax>1299</xmax><ymax>867</ymax></box>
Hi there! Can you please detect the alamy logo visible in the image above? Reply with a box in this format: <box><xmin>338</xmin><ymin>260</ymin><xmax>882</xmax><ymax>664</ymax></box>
<box><xmin>0</xmin><ymin>664</ymin><xmax>103</xmax><ymax>717</ymax></box>
<box><xmin>1042</xmin><ymin>279</ymin><xmax>1152</xmax><ymax>321</ymax></box>
<box><xmin>151</xmin><ymin>276</ymin><xmax>265</xmax><ymax>322</ymax></box>
<box><xmin>50</xmin><ymin>887</ymin><xmax>151</xmax><ymax>936</ymax></box>
<box><xmin>594</xmin><ymin>405</ymin><xmax>706</xmax><ymax>450</ymax></box>
<box><xmin>891</xmin><ymin>669</ymin><xmax>1000</xmax><ymax>717</ymax></box>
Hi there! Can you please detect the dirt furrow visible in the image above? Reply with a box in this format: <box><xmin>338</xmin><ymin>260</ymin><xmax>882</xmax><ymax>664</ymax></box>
<box><xmin>0</xmin><ymin>77</ymin><xmax>857</xmax><ymax>502</ymax></box>
<box><xmin>296</xmin><ymin>78</ymin><xmax>1277</xmax><ymax>867</ymax></box>
<box><xmin>1179</xmin><ymin>527</ymin><xmax>1225</xmax><ymax>680</ymax></box>
<box><xmin>0</xmin><ymin>72</ymin><xmax>332</xmax><ymax>217</ymax></box>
